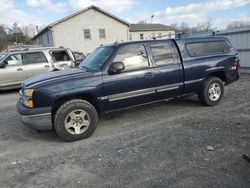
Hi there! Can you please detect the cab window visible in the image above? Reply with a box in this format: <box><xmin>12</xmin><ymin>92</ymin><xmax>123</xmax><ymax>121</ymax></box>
<box><xmin>113</xmin><ymin>43</ymin><xmax>149</xmax><ymax>70</ymax></box>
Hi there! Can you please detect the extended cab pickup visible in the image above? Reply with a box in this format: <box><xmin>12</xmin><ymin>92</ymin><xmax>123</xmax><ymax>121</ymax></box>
<box><xmin>16</xmin><ymin>37</ymin><xmax>240</xmax><ymax>142</ymax></box>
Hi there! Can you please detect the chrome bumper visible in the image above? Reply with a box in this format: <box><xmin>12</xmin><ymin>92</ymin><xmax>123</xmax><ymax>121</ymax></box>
<box><xmin>21</xmin><ymin>113</ymin><xmax>53</xmax><ymax>131</ymax></box>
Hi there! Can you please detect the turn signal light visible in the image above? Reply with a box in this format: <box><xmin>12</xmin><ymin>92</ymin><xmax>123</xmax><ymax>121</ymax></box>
<box><xmin>28</xmin><ymin>100</ymin><xmax>34</xmax><ymax>108</ymax></box>
<box><xmin>22</xmin><ymin>98</ymin><xmax>34</xmax><ymax>108</ymax></box>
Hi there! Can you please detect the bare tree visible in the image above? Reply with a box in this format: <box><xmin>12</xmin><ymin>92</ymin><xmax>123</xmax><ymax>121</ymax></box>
<box><xmin>227</xmin><ymin>21</ymin><xmax>250</xmax><ymax>29</ymax></box>
<box><xmin>0</xmin><ymin>25</ymin><xmax>8</xmax><ymax>51</ymax></box>
<box><xmin>22</xmin><ymin>24</ymin><xmax>37</xmax><ymax>38</ymax></box>
<box><xmin>195</xmin><ymin>17</ymin><xmax>214</xmax><ymax>32</ymax></box>
<box><xmin>205</xmin><ymin>17</ymin><xmax>213</xmax><ymax>32</ymax></box>
<box><xmin>180</xmin><ymin>22</ymin><xmax>189</xmax><ymax>33</ymax></box>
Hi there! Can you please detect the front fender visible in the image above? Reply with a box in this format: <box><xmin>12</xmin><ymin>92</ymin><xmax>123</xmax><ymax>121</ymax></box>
<box><xmin>50</xmin><ymin>86</ymin><xmax>97</xmax><ymax>99</ymax></box>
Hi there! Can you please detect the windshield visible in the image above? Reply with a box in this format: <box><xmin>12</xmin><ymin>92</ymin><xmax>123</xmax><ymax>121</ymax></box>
<box><xmin>80</xmin><ymin>46</ymin><xmax>115</xmax><ymax>70</ymax></box>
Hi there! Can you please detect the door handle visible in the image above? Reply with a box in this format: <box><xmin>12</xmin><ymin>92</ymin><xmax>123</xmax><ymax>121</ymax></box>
<box><xmin>144</xmin><ymin>72</ymin><xmax>153</xmax><ymax>77</ymax></box>
<box><xmin>17</xmin><ymin>68</ymin><xmax>23</xmax><ymax>71</ymax></box>
<box><xmin>44</xmin><ymin>65</ymin><xmax>50</xmax><ymax>68</ymax></box>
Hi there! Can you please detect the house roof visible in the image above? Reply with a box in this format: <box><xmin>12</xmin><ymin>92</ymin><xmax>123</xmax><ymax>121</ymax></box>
<box><xmin>129</xmin><ymin>24</ymin><xmax>175</xmax><ymax>32</ymax></box>
<box><xmin>32</xmin><ymin>5</ymin><xmax>130</xmax><ymax>40</ymax></box>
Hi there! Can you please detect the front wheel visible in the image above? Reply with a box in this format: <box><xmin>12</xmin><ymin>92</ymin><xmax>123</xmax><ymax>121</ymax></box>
<box><xmin>198</xmin><ymin>77</ymin><xmax>224</xmax><ymax>106</ymax></box>
<box><xmin>54</xmin><ymin>99</ymin><xmax>98</xmax><ymax>142</ymax></box>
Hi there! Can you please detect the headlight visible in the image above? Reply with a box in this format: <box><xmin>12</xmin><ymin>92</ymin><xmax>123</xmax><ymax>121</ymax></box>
<box><xmin>22</xmin><ymin>89</ymin><xmax>34</xmax><ymax>108</ymax></box>
<box><xmin>23</xmin><ymin>89</ymin><xmax>34</xmax><ymax>97</ymax></box>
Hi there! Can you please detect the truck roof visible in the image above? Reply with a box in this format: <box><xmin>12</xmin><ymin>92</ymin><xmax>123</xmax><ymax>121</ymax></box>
<box><xmin>104</xmin><ymin>36</ymin><xmax>230</xmax><ymax>48</ymax></box>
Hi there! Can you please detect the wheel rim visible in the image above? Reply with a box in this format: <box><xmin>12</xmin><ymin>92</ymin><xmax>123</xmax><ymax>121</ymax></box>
<box><xmin>208</xmin><ymin>83</ymin><xmax>221</xmax><ymax>101</ymax></box>
<box><xmin>64</xmin><ymin>109</ymin><xmax>90</xmax><ymax>135</ymax></box>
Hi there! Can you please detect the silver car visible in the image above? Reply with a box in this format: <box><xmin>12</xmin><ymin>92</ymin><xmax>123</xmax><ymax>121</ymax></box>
<box><xmin>0</xmin><ymin>47</ymin><xmax>75</xmax><ymax>90</ymax></box>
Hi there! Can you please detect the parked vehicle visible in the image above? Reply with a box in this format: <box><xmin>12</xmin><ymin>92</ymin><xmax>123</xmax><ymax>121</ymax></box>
<box><xmin>0</xmin><ymin>47</ymin><xmax>75</xmax><ymax>90</ymax></box>
<box><xmin>72</xmin><ymin>51</ymin><xmax>86</xmax><ymax>66</ymax></box>
<box><xmin>16</xmin><ymin>37</ymin><xmax>240</xmax><ymax>141</ymax></box>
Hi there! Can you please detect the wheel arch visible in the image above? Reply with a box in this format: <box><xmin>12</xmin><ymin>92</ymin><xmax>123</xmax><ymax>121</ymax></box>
<box><xmin>206</xmin><ymin>71</ymin><xmax>226</xmax><ymax>82</ymax></box>
<box><xmin>51</xmin><ymin>93</ymin><xmax>102</xmax><ymax>125</ymax></box>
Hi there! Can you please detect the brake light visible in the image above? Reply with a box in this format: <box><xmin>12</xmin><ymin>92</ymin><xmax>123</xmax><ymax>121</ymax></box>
<box><xmin>236</xmin><ymin>56</ymin><xmax>240</xmax><ymax>72</ymax></box>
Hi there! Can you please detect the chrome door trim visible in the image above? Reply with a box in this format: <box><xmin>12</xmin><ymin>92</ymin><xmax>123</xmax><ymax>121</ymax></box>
<box><xmin>99</xmin><ymin>82</ymin><xmax>184</xmax><ymax>102</ymax></box>
<box><xmin>108</xmin><ymin>88</ymin><xmax>155</xmax><ymax>102</ymax></box>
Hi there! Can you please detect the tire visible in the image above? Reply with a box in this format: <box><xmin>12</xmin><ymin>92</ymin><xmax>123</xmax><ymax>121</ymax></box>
<box><xmin>54</xmin><ymin>99</ymin><xmax>98</xmax><ymax>142</ymax></box>
<box><xmin>198</xmin><ymin>77</ymin><xmax>224</xmax><ymax>106</ymax></box>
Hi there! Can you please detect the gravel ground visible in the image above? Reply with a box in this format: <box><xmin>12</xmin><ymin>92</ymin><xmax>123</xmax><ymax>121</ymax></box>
<box><xmin>0</xmin><ymin>74</ymin><xmax>249</xmax><ymax>188</ymax></box>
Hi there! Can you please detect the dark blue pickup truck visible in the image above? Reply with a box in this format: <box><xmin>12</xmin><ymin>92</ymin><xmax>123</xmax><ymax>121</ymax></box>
<box><xmin>16</xmin><ymin>37</ymin><xmax>240</xmax><ymax>141</ymax></box>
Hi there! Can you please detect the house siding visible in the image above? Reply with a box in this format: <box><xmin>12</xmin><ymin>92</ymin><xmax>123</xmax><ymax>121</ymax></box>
<box><xmin>217</xmin><ymin>30</ymin><xmax>250</xmax><ymax>68</ymax></box>
<box><xmin>33</xmin><ymin>30</ymin><xmax>54</xmax><ymax>47</ymax></box>
<box><xmin>51</xmin><ymin>9</ymin><xmax>129</xmax><ymax>53</ymax></box>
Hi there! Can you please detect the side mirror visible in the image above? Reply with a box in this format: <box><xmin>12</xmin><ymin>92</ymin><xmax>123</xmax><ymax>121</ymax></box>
<box><xmin>109</xmin><ymin>62</ymin><xmax>125</xmax><ymax>74</ymax></box>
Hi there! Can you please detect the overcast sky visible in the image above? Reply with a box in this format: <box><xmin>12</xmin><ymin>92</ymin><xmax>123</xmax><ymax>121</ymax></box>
<box><xmin>1</xmin><ymin>0</ymin><xmax>250</xmax><ymax>29</ymax></box>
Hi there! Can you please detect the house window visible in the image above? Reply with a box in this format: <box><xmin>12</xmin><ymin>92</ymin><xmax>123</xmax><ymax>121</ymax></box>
<box><xmin>99</xmin><ymin>29</ymin><xmax>106</xmax><ymax>39</ymax></box>
<box><xmin>151</xmin><ymin>33</ymin><xmax>155</xmax><ymax>38</ymax></box>
<box><xmin>129</xmin><ymin>34</ymin><xmax>132</xmax><ymax>41</ymax></box>
<box><xmin>140</xmin><ymin>33</ymin><xmax>144</xmax><ymax>40</ymax></box>
<box><xmin>168</xmin><ymin>32</ymin><xmax>171</xmax><ymax>38</ymax></box>
<box><xmin>158</xmin><ymin>33</ymin><xmax>162</xmax><ymax>38</ymax></box>
<box><xmin>84</xmin><ymin>29</ymin><xmax>91</xmax><ymax>40</ymax></box>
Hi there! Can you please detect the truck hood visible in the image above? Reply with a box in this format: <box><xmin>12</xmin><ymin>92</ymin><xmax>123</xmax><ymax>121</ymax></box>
<box><xmin>24</xmin><ymin>68</ymin><xmax>93</xmax><ymax>89</ymax></box>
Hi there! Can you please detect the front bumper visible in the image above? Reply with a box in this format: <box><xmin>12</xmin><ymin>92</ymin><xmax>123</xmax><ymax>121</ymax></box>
<box><xmin>16</xmin><ymin>100</ymin><xmax>53</xmax><ymax>131</ymax></box>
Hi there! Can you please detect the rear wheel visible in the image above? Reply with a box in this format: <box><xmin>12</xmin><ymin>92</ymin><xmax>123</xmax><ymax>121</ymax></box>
<box><xmin>198</xmin><ymin>77</ymin><xmax>224</xmax><ymax>106</ymax></box>
<box><xmin>54</xmin><ymin>99</ymin><xmax>98</xmax><ymax>142</ymax></box>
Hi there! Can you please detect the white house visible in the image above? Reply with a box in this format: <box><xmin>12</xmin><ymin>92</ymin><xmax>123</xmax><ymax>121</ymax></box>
<box><xmin>129</xmin><ymin>24</ymin><xmax>176</xmax><ymax>41</ymax></box>
<box><xmin>32</xmin><ymin>5</ymin><xmax>130</xmax><ymax>54</ymax></box>
<box><xmin>32</xmin><ymin>5</ymin><xmax>175</xmax><ymax>54</ymax></box>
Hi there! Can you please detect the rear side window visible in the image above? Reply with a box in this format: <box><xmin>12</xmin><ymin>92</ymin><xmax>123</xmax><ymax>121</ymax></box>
<box><xmin>186</xmin><ymin>41</ymin><xmax>230</xmax><ymax>57</ymax></box>
<box><xmin>51</xmin><ymin>51</ymin><xmax>71</xmax><ymax>62</ymax></box>
<box><xmin>25</xmin><ymin>52</ymin><xmax>47</xmax><ymax>64</ymax></box>
<box><xmin>150</xmin><ymin>42</ymin><xmax>175</xmax><ymax>65</ymax></box>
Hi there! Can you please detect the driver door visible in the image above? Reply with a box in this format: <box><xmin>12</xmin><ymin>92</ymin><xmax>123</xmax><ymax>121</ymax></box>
<box><xmin>0</xmin><ymin>53</ymin><xmax>27</xmax><ymax>89</ymax></box>
<box><xmin>102</xmin><ymin>43</ymin><xmax>156</xmax><ymax>112</ymax></box>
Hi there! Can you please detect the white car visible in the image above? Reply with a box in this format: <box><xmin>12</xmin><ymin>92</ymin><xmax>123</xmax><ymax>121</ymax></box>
<box><xmin>0</xmin><ymin>47</ymin><xmax>75</xmax><ymax>90</ymax></box>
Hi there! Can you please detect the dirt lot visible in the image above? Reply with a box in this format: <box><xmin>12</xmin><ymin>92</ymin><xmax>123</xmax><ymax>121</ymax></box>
<box><xmin>0</xmin><ymin>74</ymin><xmax>249</xmax><ymax>188</ymax></box>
